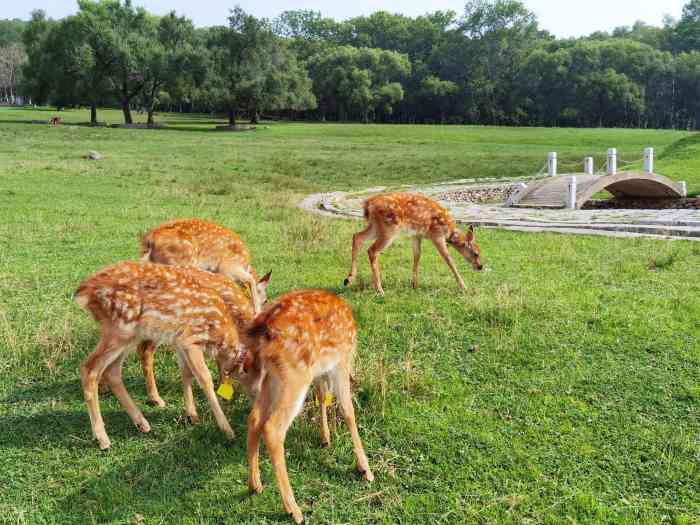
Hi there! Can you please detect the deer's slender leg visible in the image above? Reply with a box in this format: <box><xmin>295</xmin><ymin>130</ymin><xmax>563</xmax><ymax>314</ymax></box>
<box><xmin>176</xmin><ymin>353</ymin><xmax>199</xmax><ymax>424</ymax></box>
<box><xmin>180</xmin><ymin>343</ymin><xmax>234</xmax><ymax>441</ymax></box>
<box><xmin>315</xmin><ymin>380</ymin><xmax>331</xmax><ymax>447</ymax></box>
<box><xmin>368</xmin><ymin>228</ymin><xmax>398</xmax><ymax>296</ymax></box>
<box><xmin>412</xmin><ymin>236</ymin><xmax>422</xmax><ymax>289</ymax></box>
<box><xmin>345</xmin><ymin>224</ymin><xmax>375</xmax><ymax>286</ymax></box>
<box><xmin>332</xmin><ymin>362</ymin><xmax>373</xmax><ymax>481</ymax></box>
<box><xmin>430</xmin><ymin>236</ymin><xmax>467</xmax><ymax>291</ymax></box>
<box><xmin>262</xmin><ymin>376</ymin><xmax>310</xmax><ymax>524</ymax></box>
<box><xmin>103</xmin><ymin>351</ymin><xmax>150</xmax><ymax>433</ymax></box>
<box><xmin>137</xmin><ymin>340</ymin><xmax>166</xmax><ymax>407</ymax></box>
<box><xmin>80</xmin><ymin>333</ymin><xmax>130</xmax><ymax>450</ymax></box>
<box><xmin>247</xmin><ymin>379</ymin><xmax>272</xmax><ymax>494</ymax></box>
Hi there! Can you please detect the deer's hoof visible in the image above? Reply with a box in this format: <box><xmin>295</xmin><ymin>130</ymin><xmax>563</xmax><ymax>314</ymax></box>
<box><xmin>136</xmin><ymin>419</ymin><xmax>151</xmax><ymax>433</ymax></box>
<box><xmin>185</xmin><ymin>413</ymin><xmax>200</xmax><ymax>425</ymax></box>
<box><xmin>360</xmin><ymin>468</ymin><xmax>375</xmax><ymax>482</ymax></box>
<box><xmin>147</xmin><ymin>396</ymin><xmax>166</xmax><ymax>408</ymax></box>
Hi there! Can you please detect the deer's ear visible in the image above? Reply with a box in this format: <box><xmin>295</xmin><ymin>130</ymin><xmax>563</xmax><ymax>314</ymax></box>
<box><xmin>466</xmin><ymin>225</ymin><xmax>475</xmax><ymax>241</ymax></box>
<box><xmin>258</xmin><ymin>271</ymin><xmax>272</xmax><ymax>289</ymax></box>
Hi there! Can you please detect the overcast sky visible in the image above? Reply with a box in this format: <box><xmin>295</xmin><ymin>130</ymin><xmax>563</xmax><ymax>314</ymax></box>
<box><xmin>5</xmin><ymin>0</ymin><xmax>687</xmax><ymax>38</ymax></box>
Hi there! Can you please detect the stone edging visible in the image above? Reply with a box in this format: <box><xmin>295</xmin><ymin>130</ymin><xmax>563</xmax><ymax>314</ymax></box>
<box><xmin>299</xmin><ymin>179</ymin><xmax>700</xmax><ymax>241</ymax></box>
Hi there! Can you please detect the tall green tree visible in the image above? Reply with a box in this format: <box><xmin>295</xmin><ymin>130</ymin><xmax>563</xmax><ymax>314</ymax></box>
<box><xmin>308</xmin><ymin>46</ymin><xmax>410</xmax><ymax>122</ymax></box>
<box><xmin>672</xmin><ymin>0</ymin><xmax>700</xmax><ymax>52</ymax></box>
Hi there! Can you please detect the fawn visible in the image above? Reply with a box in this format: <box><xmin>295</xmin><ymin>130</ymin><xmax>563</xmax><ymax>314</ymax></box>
<box><xmin>344</xmin><ymin>192</ymin><xmax>483</xmax><ymax>295</ymax></box>
<box><xmin>75</xmin><ymin>261</ymin><xmax>245</xmax><ymax>450</ymax></box>
<box><xmin>227</xmin><ymin>289</ymin><xmax>373</xmax><ymax>524</ymax></box>
<box><xmin>141</xmin><ymin>218</ymin><xmax>270</xmax><ymax>314</ymax></box>
<box><xmin>134</xmin><ymin>267</ymin><xmax>263</xmax><ymax>408</ymax></box>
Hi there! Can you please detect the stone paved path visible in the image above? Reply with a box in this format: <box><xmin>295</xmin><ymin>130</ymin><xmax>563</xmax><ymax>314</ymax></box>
<box><xmin>300</xmin><ymin>177</ymin><xmax>700</xmax><ymax>241</ymax></box>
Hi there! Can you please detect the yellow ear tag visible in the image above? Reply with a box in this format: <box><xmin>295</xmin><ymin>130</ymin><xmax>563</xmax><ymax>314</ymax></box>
<box><xmin>324</xmin><ymin>392</ymin><xmax>335</xmax><ymax>407</ymax></box>
<box><xmin>217</xmin><ymin>382</ymin><xmax>234</xmax><ymax>401</ymax></box>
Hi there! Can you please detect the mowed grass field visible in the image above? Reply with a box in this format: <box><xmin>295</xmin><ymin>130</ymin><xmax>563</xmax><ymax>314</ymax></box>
<box><xmin>1</xmin><ymin>107</ymin><xmax>699</xmax><ymax>524</ymax></box>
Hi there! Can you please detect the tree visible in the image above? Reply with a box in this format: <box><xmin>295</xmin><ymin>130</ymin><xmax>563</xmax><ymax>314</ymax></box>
<box><xmin>76</xmin><ymin>0</ymin><xmax>154</xmax><ymax>125</ymax></box>
<box><xmin>674</xmin><ymin>51</ymin><xmax>700</xmax><ymax>128</ymax></box>
<box><xmin>459</xmin><ymin>0</ymin><xmax>542</xmax><ymax>124</ymax></box>
<box><xmin>0</xmin><ymin>44</ymin><xmax>26</xmax><ymax>103</ymax></box>
<box><xmin>21</xmin><ymin>10</ymin><xmax>55</xmax><ymax>105</ymax></box>
<box><xmin>139</xmin><ymin>12</ymin><xmax>206</xmax><ymax>125</ymax></box>
<box><xmin>418</xmin><ymin>76</ymin><xmax>458</xmax><ymax>123</ymax></box>
<box><xmin>206</xmin><ymin>7</ymin><xmax>276</xmax><ymax>126</ymax></box>
<box><xmin>307</xmin><ymin>46</ymin><xmax>410</xmax><ymax>122</ymax></box>
<box><xmin>0</xmin><ymin>19</ymin><xmax>26</xmax><ymax>47</ymax></box>
<box><xmin>672</xmin><ymin>0</ymin><xmax>700</xmax><ymax>52</ymax></box>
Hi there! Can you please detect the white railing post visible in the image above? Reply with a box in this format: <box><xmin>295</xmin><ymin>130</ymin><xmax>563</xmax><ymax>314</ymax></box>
<box><xmin>548</xmin><ymin>152</ymin><xmax>557</xmax><ymax>177</ymax></box>
<box><xmin>568</xmin><ymin>176</ymin><xmax>577</xmax><ymax>209</ymax></box>
<box><xmin>644</xmin><ymin>147</ymin><xmax>654</xmax><ymax>174</ymax></box>
<box><xmin>607</xmin><ymin>148</ymin><xmax>617</xmax><ymax>175</ymax></box>
<box><xmin>679</xmin><ymin>181</ymin><xmax>687</xmax><ymax>197</ymax></box>
<box><xmin>584</xmin><ymin>157</ymin><xmax>594</xmax><ymax>175</ymax></box>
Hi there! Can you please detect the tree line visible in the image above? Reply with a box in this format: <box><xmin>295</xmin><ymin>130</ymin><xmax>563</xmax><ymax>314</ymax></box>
<box><xmin>3</xmin><ymin>0</ymin><xmax>700</xmax><ymax>128</ymax></box>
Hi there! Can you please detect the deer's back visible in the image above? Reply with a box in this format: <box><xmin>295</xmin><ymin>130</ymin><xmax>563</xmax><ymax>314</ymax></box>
<box><xmin>75</xmin><ymin>261</ymin><xmax>239</xmax><ymax>352</ymax></box>
<box><xmin>249</xmin><ymin>290</ymin><xmax>356</xmax><ymax>372</ymax></box>
<box><xmin>142</xmin><ymin>219</ymin><xmax>253</xmax><ymax>275</ymax></box>
<box><xmin>364</xmin><ymin>193</ymin><xmax>455</xmax><ymax>235</ymax></box>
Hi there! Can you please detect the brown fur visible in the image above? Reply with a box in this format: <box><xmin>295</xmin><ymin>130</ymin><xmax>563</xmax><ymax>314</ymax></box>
<box><xmin>230</xmin><ymin>290</ymin><xmax>373</xmax><ymax>524</ymax></box>
<box><xmin>75</xmin><ymin>261</ymin><xmax>246</xmax><ymax>449</ymax></box>
<box><xmin>345</xmin><ymin>192</ymin><xmax>483</xmax><ymax>294</ymax></box>
<box><xmin>141</xmin><ymin>218</ymin><xmax>268</xmax><ymax>313</ymax></box>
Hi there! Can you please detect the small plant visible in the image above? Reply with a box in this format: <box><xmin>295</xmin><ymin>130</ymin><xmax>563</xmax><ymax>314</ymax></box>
<box><xmin>648</xmin><ymin>251</ymin><xmax>679</xmax><ymax>270</ymax></box>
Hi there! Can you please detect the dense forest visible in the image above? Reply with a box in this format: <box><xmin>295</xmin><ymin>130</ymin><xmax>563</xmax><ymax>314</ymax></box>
<box><xmin>1</xmin><ymin>0</ymin><xmax>700</xmax><ymax>128</ymax></box>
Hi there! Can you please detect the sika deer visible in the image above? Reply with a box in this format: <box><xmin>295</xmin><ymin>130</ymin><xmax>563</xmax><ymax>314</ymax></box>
<box><xmin>134</xmin><ymin>267</ymin><xmax>260</xmax><ymax>408</ymax></box>
<box><xmin>141</xmin><ymin>218</ymin><xmax>270</xmax><ymax>314</ymax></box>
<box><xmin>227</xmin><ymin>290</ymin><xmax>373</xmax><ymax>524</ymax></box>
<box><xmin>344</xmin><ymin>192</ymin><xmax>483</xmax><ymax>295</ymax></box>
<box><xmin>75</xmin><ymin>261</ymin><xmax>244</xmax><ymax>450</ymax></box>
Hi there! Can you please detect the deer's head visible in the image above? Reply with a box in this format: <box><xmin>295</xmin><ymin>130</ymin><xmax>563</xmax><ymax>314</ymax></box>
<box><xmin>447</xmin><ymin>225</ymin><xmax>483</xmax><ymax>271</ymax></box>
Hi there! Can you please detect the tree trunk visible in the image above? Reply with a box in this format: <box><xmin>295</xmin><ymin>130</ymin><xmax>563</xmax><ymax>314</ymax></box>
<box><xmin>228</xmin><ymin>109</ymin><xmax>236</xmax><ymax>127</ymax></box>
<box><xmin>147</xmin><ymin>108</ymin><xmax>155</xmax><ymax>126</ymax></box>
<box><xmin>90</xmin><ymin>103</ymin><xmax>97</xmax><ymax>126</ymax></box>
<box><xmin>250</xmin><ymin>110</ymin><xmax>259</xmax><ymax>124</ymax></box>
<box><xmin>122</xmin><ymin>100</ymin><xmax>133</xmax><ymax>125</ymax></box>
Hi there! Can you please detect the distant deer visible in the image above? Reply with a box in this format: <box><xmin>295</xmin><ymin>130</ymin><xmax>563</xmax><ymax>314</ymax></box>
<box><xmin>141</xmin><ymin>218</ymin><xmax>270</xmax><ymax>314</ymax></box>
<box><xmin>49</xmin><ymin>116</ymin><xmax>61</xmax><ymax>126</ymax></box>
<box><xmin>227</xmin><ymin>290</ymin><xmax>373</xmax><ymax>524</ymax></box>
<box><xmin>75</xmin><ymin>261</ymin><xmax>246</xmax><ymax>450</ymax></box>
<box><xmin>344</xmin><ymin>193</ymin><xmax>483</xmax><ymax>295</ymax></box>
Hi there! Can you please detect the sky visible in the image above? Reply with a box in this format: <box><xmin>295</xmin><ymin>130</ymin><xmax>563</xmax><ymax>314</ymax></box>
<box><xmin>5</xmin><ymin>0</ymin><xmax>688</xmax><ymax>38</ymax></box>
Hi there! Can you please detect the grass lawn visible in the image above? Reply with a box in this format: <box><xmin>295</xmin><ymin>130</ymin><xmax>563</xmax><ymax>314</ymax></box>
<box><xmin>1</xmin><ymin>107</ymin><xmax>698</xmax><ymax>524</ymax></box>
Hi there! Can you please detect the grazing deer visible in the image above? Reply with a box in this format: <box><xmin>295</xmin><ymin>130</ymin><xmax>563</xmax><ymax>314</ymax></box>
<box><xmin>75</xmin><ymin>261</ymin><xmax>245</xmax><ymax>450</ymax></box>
<box><xmin>141</xmin><ymin>218</ymin><xmax>270</xmax><ymax>314</ymax></box>
<box><xmin>227</xmin><ymin>289</ymin><xmax>373</xmax><ymax>524</ymax></box>
<box><xmin>134</xmin><ymin>267</ymin><xmax>261</xmax><ymax>408</ymax></box>
<box><xmin>344</xmin><ymin>192</ymin><xmax>483</xmax><ymax>295</ymax></box>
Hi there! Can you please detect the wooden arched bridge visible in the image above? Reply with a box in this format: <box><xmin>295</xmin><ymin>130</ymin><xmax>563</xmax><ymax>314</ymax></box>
<box><xmin>510</xmin><ymin>171</ymin><xmax>686</xmax><ymax>210</ymax></box>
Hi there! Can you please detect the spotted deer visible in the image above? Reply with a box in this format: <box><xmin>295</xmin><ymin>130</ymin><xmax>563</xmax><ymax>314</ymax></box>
<box><xmin>140</xmin><ymin>218</ymin><xmax>269</xmax><ymax>314</ymax></box>
<box><xmin>134</xmin><ymin>267</ymin><xmax>261</xmax><ymax>408</ymax></box>
<box><xmin>227</xmin><ymin>289</ymin><xmax>373</xmax><ymax>524</ymax></box>
<box><xmin>344</xmin><ymin>192</ymin><xmax>483</xmax><ymax>295</ymax></box>
<box><xmin>75</xmin><ymin>261</ymin><xmax>246</xmax><ymax>450</ymax></box>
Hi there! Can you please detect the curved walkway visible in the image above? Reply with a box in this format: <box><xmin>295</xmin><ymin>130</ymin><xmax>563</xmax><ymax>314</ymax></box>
<box><xmin>300</xmin><ymin>177</ymin><xmax>700</xmax><ymax>241</ymax></box>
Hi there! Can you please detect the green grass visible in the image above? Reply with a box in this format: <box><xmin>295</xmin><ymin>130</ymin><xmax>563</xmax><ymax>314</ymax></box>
<box><xmin>1</xmin><ymin>107</ymin><xmax>699</xmax><ymax>524</ymax></box>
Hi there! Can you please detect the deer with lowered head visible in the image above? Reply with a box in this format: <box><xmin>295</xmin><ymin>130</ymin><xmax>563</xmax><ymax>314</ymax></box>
<box><xmin>344</xmin><ymin>192</ymin><xmax>483</xmax><ymax>295</ymax></box>
<box><xmin>141</xmin><ymin>218</ymin><xmax>270</xmax><ymax>314</ymax></box>
<box><xmin>228</xmin><ymin>289</ymin><xmax>374</xmax><ymax>524</ymax></box>
<box><xmin>133</xmin><ymin>218</ymin><xmax>270</xmax><ymax>407</ymax></box>
<box><xmin>75</xmin><ymin>260</ymin><xmax>252</xmax><ymax>450</ymax></box>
